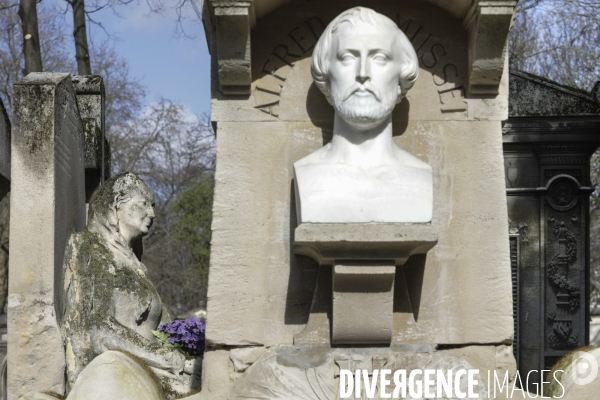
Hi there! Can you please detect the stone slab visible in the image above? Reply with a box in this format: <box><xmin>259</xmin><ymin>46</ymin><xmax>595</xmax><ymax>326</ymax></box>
<box><xmin>294</xmin><ymin>223</ymin><xmax>438</xmax><ymax>265</ymax></box>
<box><xmin>231</xmin><ymin>345</ymin><xmax>489</xmax><ymax>399</ymax></box>
<box><xmin>8</xmin><ymin>73</ymin><xmax>86</xmax><ymax>400</ymax></box>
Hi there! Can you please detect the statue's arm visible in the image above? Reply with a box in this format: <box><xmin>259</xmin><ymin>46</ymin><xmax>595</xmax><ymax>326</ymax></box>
<box><xmin>90</xmin><ymin>315</ymin><xmax>186</xmax><ymax>374</ymax></box>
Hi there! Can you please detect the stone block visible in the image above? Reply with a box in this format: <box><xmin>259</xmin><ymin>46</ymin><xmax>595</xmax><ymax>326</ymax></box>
<box><xmin>332</xmin><ymin>262</ymin><xmax>396</xmax><ymax>345</ymax></box>
<box><xmin>0</xmin><ymin>98</ymin><xmax>9</xmax><ymax>201</ymax></box>
<box><xmin>230</xmin><ymin>346</ymin><xmax>267</xmax><ymax>372</ymax></box>
<box><xmin>465</xmin><ymin>1</ymin><xmax>516</xmax><ymax>95</ymax></box>
<box><xmin>199</xmin><ymin>349</ymin><xmax>234</xmax><ymax>400</ymax></box>
<box><xmin>211</xmin><ymin>0</ymin><xmax>253</xmax><ymax>95</ymax></box>
<box><xmin>294</xmin><ymin>223</ymin><xmax>438</xmax><ymax>265</ymax></box>
<box><xmin>231</xmin><ymin>346</ymin><xmax>489</xmax><ymax>399</ymax></box>
<box><xmin>8</xmin><ymin>72</ymin><xmax>86</xmax><ymax>400</ymax></box>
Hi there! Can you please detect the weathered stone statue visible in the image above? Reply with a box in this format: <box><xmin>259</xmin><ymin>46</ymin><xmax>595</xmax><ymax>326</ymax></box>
<box><xmin>58</xmin><ymin>172</ymin><xmax>196</xmax><ymax>399</ymax></box>
<box><xmin>294</xmin><ymin>7</ymin><xmax>433</xmax><ymax>223</ymax></box>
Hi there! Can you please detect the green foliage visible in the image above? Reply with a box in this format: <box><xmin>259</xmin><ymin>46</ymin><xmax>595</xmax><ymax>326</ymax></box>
<box><xmin>151</xmin><ymin>330</ymin><xmax>180</xmax><ymax>349</ymax></box>
<box><xmin>170</xmin><ymin>175</ymin><xmax>214</xmax><ymax>288</ymax></box>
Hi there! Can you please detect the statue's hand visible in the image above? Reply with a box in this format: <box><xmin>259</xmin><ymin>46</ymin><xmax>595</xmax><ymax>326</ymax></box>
<box><xmin>183</xmin><ymin>359</ymin><xmax>195</xmax><ymax>375</ymax></box>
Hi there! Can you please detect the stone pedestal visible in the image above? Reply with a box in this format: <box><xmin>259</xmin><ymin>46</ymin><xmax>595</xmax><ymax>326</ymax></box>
<box><xmin>294</xmin><ymin>223</ymin><xmax>437</xmax><ymax>345</ymax></box>
<box><xmin>332</xmin><ymin>262</ymin><xmax>396</xmax><ymax>344</ymax></box>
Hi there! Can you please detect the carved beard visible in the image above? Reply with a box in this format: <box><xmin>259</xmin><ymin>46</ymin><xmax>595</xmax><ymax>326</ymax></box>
<box><xmin>332</xmin><ymin>82</ymin><xmax>398</xmax><ymax>130</ymax></box>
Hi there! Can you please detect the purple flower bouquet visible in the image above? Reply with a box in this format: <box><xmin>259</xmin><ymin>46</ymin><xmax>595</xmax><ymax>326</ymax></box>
<box><xmin>152</xmin><ymin>318</ymin><xmax>206</xmax><ymax>357</ymax></box>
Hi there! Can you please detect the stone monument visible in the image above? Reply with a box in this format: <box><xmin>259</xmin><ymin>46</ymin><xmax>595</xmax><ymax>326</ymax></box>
<box><xmin>504</xmin><ymin>70</ymin><xmax>600</xmax><ymax>390</ymax></box>
<box><xmin>202</xmin><ymin>0</ymin><xmax>517</xmax><ymax>398</ymax></box>
<box><xmin>7</xmin><ymin>74</ymin><xmax>196</xmax><ymax>400</ymax></box>
<box><xmin>8</xmin><ymin>73</ymin><xmax>86</xmax><ymax>400</ymax></box>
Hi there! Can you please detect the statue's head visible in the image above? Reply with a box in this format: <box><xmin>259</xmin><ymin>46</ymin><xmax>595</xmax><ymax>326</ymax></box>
<box><xmin>311</xmin><ymin>7</ymin><xmax>419</xmax><ymax>130</ymax></box>
<box><xmin>88</xmin><ymin>172</ymin><xmax>155</xmax><ymax>243</ymax></box>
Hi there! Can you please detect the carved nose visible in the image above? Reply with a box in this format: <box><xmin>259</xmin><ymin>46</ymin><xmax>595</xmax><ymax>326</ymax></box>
<box><xmin>356</xmin><ymin>75</ymin><xmax>369</xmax><ymax>84</ymax></box>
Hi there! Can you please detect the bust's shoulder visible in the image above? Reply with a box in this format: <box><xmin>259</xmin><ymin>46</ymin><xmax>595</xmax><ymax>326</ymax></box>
<box><xmin>294</xmin><ymin>147</ymin><xmax>330</xmax><ymax>169</ymax></box>
<box><xmin>393</xmin><ymin>146</ymin><xmax>432</xmax><ymax>171</ymax></box>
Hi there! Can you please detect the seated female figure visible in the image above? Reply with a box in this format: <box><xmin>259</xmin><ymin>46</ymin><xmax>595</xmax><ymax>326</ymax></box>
<box><xmin>60</xmin><ymin>172</ymin><xmax>197</xmax><ymax>399</ymax></box>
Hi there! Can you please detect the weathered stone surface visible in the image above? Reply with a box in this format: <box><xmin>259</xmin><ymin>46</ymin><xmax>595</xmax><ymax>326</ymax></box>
<box><xmin>8</xmin><ymin>72</ymin><xmax>86</xmax><ymax>400</ymax></box>
<box><xmin>206</xmin><ymin>0</ymin><xmax>515</xmax><ymax>97</ymax></box>
<box><xmin>71</xmin><ymin>75</ymin><xmax>107</xmax><ymax>202</ymax></box>
<box><xmin>294</xmin><ymin>223</ymin><xmax>438</xmax><ymax>265</ymax></box>
<box><xmin>438</xmin><ymin>345</ymin><xmax>518</xmax><ymax>400</ymax></box>
<box><xmin>211</xmin><ymin>0</ymin><xmax>253</xmax><ymax>95</ymax></box>
<box><xmin>509</xmin><ymin>69</ymin><xmax>600</xmax><ymax>117</ymax></box>
<box><xmin>503</xmin><ymin>72</ymin><xmax>600</xmax><ymax>388</ymax></box>
<box><xmin>62</xmin><ymin>173</ymin><xmax>197</xmax><ymax>398</ymax></box>
<box><xmin>204</xmin><ymin>0</ymin><xmax>516</xmax><ymax>396</ymax></box>
<box><xmin>46</xmin><ymin>351</ymin><xmax>164</xmax><ymax>400</ymax></box>
<box><xmin>230</xmin><ymin>346</ymin><xmax>267</xmax><ymax>372</ymax></box>
<box><xmin>198</xmin><ymin>349</ymin><xmax>233</xmax><ymax>400</ymax></box>
<box><xmin>0</xmin><ymin>98</ymin><xmax>9</xmax><ymax>201</ymax></box>
<box><xmin>464</xmin><ymin>1</ymin><xmax>516</xmax><ymax>95</ymax></box>
<box><xmin>207</xmin><ymin>119</ymin><xmax>512</xmax><ymax>347</ymax></box>
<box><xmin>231</xmin><ymin>346</ymin><xmax>489</xmax><ymax>399</ymax></box>
<box><xmin>332</xmin><ymin>262</ymin><xmax>396</xmax><ymax>345</ymax></box>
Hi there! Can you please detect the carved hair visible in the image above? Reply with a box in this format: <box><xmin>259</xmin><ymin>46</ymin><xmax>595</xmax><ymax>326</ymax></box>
<box><xmin>311</xmin><ymin>7</ymin><xmax>419</xmax><ymax>105</ymax></box>
<box><xmin>88</xmin><ymin>172</ymin><xmax>153</xmax><ymax>236</ymax></box>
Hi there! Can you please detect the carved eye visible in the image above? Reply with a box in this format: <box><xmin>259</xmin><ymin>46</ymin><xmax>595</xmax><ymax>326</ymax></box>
<box><xmin>372</xmin><ymin>53</ymin><xmax>388</xmax><ymax>63</ymax></box>
<box><xmin>340</xmin><ymin>53</ymin><xmax>355</xmax><ymax>63</ymax></box>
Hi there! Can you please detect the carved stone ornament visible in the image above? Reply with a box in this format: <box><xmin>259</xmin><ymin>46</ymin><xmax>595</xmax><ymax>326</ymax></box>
<box><xmin>546</xmin><ymin>216</ymin><xmax>581</xmax><ymax>350</ymax></box>
<box><xmin>550</xmin><ymin>181</ymin><xmax>575</xmax><ymax>206</ymax></box>
<box><xmin>545</xmin><ymin>175</ymin><xmax>582</xmax><ymax>212</ymax></box>
<box><xmin>293</xmin><ymin>7</ymin><xmax>433</xmax><ymax>224</ymax></box>
<box><xmin>231</xmin><ymin>347</ymin><xmax>489</xmax><ymax>400</ymax></box>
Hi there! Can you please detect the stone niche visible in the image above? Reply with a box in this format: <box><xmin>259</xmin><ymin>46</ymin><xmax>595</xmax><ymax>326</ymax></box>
<box><xmin>203</xmin><ymin>0</ymin><xmax>516</xmax><ymax>398</ymax></box>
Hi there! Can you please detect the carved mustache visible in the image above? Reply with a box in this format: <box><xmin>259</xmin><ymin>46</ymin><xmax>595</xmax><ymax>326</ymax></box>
<box><xmin>342</xmin><ymin>83</ymin><xmax>381</xmax><ymax>102</ymax></box>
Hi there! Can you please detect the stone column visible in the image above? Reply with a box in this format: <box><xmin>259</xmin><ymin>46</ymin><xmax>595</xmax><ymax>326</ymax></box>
<box><xmin>8</xmin><ymin>73</ymin><xmax>86</xmax><ymax>400</ymax></box>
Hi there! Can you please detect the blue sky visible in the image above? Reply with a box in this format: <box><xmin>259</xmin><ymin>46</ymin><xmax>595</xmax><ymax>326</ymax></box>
<box><xmin>55</xmin><ymin>1</ymin><xmax>212</xmax><ymax>116</ymax></box>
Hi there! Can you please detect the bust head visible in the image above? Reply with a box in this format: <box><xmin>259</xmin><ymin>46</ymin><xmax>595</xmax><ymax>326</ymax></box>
<box><xmin>88</xmin><ymin>172</ymin><xmax>155</xmax><ymax>245</ymax></box>
<box><xmin>311</xmin><ymin>7</ymin><xmax>419</xmax><ymax>130</ymax></box>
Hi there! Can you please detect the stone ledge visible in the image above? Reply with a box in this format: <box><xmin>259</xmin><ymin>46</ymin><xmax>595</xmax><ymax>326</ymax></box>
<box><xmin>294</xmin><ymin>223</ymin><xmax>438</xmax><ymax>265</ymax></box>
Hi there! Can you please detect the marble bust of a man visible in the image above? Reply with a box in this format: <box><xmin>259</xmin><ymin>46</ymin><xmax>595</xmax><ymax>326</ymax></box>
<box><xmin>294</xmin><ymin>7</ymin><xmax>432</xmax><ymax>223</ymax></box>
